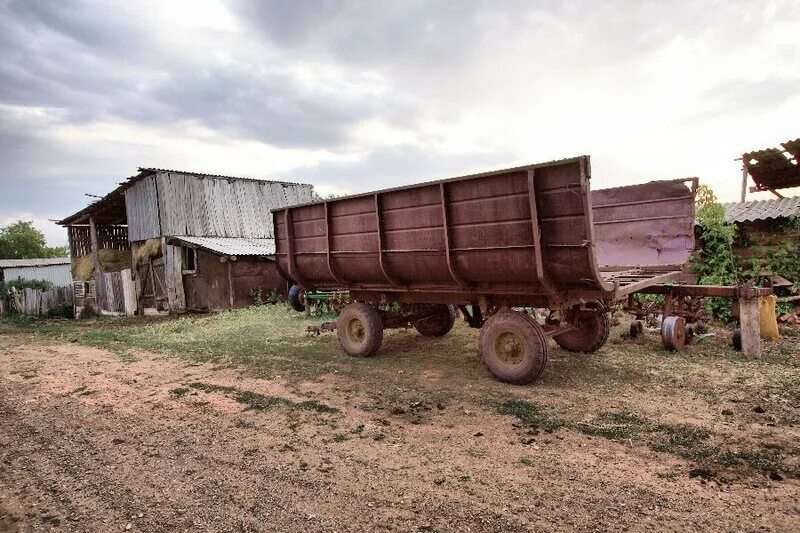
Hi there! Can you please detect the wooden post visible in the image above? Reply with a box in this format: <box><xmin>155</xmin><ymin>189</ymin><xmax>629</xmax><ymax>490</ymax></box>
<box><xmin>740</xmin><ymin>165</ymin><xmax>748</xmax><ymax>203</ymax></box>
<box><xmin>89</xmin><ymin>216</ymin><xmax>105</xmax><ymax>310</ymax></box>
<box><xmin>738</xmin><ymin>294</ymin><xmax>761</xmax><ymax>358</ymax></box>
<box><xmin>227</xmin><ymin>259</ymin><xmax>235</xmax><ymax>309</ymax></box>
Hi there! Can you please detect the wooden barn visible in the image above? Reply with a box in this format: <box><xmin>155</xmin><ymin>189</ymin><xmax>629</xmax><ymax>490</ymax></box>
<box><xmin>58</xmin><ymin>168</ymin><xmax>313</xmax><ymax>316</ymax></box>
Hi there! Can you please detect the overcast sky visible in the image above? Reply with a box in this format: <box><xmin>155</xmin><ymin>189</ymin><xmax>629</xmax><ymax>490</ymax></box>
<box><xmin>1</xmin><ymin>0</ymin><xmax>798</xmax><ymax>246</ymax></box>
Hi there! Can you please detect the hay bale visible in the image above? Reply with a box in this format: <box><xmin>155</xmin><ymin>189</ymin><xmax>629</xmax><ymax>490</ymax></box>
<box><xmin>71</xmin><ymin>249</ymin><xmax>132</xmax><ymax>281</ymax></box>
<box><xmin>133</xmin><ymin>238</ymin><xmax>162</xmax><ymax>265</ymax></box>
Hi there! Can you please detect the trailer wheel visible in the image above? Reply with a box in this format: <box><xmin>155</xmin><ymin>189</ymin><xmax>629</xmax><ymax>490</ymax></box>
<box><xmin>554</xmin><ymin>301</ymin><xmax>610</xmax><ymax>353</ymax></box>
<box><xmin>479</xmin><ymin>309</ymin><xmax>548</xmax><ymax>385</ymax></box>
<box><xmin>661</xmin><ymin>315</ymin><xmax>686</xmax><ymax>351</ymax></box>
<box><xmin>337</xmin><ymin>303</ymin><xmax>383</xmax><ymax>358</ymax></box>
<box><xmin>413</xmin><ymin>305</ymin><xmax>455</xmax><ymax>337</ymax></box>
<box><xmin>288</xmin><ymin>284</ymin><xmax>305</xmax><ymax>312</ymax></box>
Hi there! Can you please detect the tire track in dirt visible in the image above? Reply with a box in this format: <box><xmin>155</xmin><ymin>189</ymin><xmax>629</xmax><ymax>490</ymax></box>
<box><xmin>1</xmin><ymin>336</ymin><xmax>799</xmax><ymax>532</ymax></box>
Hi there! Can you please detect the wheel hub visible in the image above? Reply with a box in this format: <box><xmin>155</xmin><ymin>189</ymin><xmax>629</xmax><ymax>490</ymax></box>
<box><xmin>346</xmin><ymin>317</ymin><xmax>366</xmax><ymax>344</ymax></box>
<box><xmin>493</xmin><ymin>331</ymin><xmax>524</xmax><ymax>365</ymax></box>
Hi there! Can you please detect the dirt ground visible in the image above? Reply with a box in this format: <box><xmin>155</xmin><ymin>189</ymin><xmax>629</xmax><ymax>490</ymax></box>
<box><xmin>1</xmin><ymin>311</ymin><xmax>799</xmax><ymax>532</ymax></box>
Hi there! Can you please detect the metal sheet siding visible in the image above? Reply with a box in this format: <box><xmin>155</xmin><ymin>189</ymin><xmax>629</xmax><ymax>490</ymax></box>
<box><xmin>170</xmin><ymin>236</ymin><xmax>275</xmax><ymax>256</ymax></box>
<box><xmin>153</xmin><ymin>172</ymin><xmax>313</xmax><ymax>239</ymax></box>
<box><xmin>723</xmin><ymin>197</ymin><xmax>800</xmax><ymax>223</ymax></box>
<box><xmin>2</xmin><ymin>264</ymin><xmax>72</xmax><ymax>287</ymax></box>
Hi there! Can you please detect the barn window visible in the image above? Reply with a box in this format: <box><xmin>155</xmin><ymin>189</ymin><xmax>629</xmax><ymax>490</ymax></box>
<box><xmin>182</xmin><ymin>247</ymin><xmax>197</xmax><ymax>274</ymax></box>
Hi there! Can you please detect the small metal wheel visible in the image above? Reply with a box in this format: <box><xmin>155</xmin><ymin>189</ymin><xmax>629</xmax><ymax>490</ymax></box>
<box><xmin>629</xmin><ymin>320</ymin><xmax>645</xmax><ymax>340</ymax></box>
<box><xmin>479</xmin><ymin>309</ymin><xmax>549</xmax><ymax>385</ymax></box>
<box><xmin>731</xmin><ymin>328</ymin><xmax>742</xmax><ymax>351</ymax></box>
<box><xmin>413</xmin><ymin>304</ymin><xmax>456</xmax><ymax>337</ymax></box>
<box><xmin>554</xmin><ymin>300</ymin><xmax>611</xmax><ymax>353</ymax></box>
<box><xmin>337</xmin><ymin>302</ymin><xmax>383</xmax><ymax>357</ymax></box>
<box><xmin>661</xmin><ymin>315</ymin><xmax>686</xmax><ymax>351</ymax></box>
<box><xmin>288</xmin><ymin>284</ymin><xmax>306</xmax><ymax>312</ymax></box>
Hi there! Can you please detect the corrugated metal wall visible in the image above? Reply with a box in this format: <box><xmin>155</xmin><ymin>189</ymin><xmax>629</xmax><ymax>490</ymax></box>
<box><xmin>2</xmin><ymin>265</ymin><xmax>72</xmax><ymax>287</ymax></box>
<box><xmin>125</xmin><ymin>172</ymin><xmax>313</xmax><ymax>242</ymax></box>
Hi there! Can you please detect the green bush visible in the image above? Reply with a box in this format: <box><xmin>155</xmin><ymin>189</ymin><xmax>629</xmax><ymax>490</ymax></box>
<box><xmin>690</xmin><ymin>186</ymin><xmax>740</xmax><ymax>321</ymax></box>
<box><xmin>0</xmin><ymin>278</ymin><xmax>55</xmax><ymax>298</ymax></box>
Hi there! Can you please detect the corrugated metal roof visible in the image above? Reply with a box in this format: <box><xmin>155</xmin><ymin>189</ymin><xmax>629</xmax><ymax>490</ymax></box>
<box><xmin>0</xmin><ymin>257</ymin><xmax>70</xmax><ymax>268</ymax></box>
<box><xmin>167</xmin><ymin>236</ymin><xmax>276</xmax><ymax>256</ymax></box>
<box><xmin>723</xmin><ymin>196</ymin><xmax>800</xmax><ymax>223</ymax></box>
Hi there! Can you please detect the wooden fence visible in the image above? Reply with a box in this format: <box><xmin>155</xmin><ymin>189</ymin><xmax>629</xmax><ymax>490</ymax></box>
<box><xmin>96</xmin><ymin>269</ymin><xmax>136</xmax><ymax>315</ymax></box>
<box><xmin>5</xmin><ymin>286</ymin><xmax>74</xmax><ymax>316</ymax></box>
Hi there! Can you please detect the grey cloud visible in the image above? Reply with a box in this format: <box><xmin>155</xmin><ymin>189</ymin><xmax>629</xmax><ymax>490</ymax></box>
<box><xmin>278</xmin><ymin>144</ymin><xmax>515</xmax><ymax>194</ymax></box>
<box><xmin>700</xmin><ymin>77</ymin><xmax>800</xmax><ymax>116</ymax></box>
<box><xmin>139</xmin><ymin>65</ymin><xmax>389</xmax><ymax>148</ymax></box>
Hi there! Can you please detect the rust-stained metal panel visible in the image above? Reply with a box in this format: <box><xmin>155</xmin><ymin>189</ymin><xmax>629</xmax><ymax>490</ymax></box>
<box><xmin>273</xmin><ymin>156</ymin><xmax>697</xmax><ymax>306</ymax></box>
<box><xmin>743</xmin><ymin>139</ymin><xmax>800</xmax><ymax>191</ymax></box>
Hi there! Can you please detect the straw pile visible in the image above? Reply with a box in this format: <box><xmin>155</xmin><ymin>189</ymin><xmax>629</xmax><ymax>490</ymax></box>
<box><xmin>133</xmin><ymin>238</ymin><xmax>162</xmax><ymax>265</ymax></box>
<box><xmin>72</xmin><ymin>249</ymin><xmax>133</xmax><ymax>281</ymax></box>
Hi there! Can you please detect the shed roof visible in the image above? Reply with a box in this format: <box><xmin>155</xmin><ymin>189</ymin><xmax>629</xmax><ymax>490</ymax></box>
<box><xmin>723</xmin><ymin>196</ymin><xmax>800</xmax><ymax>223</ymax></box>
<box><xmin>743</xmin><ymin>138</ymin><xmax>800</xmax><ymax>192</ymax></box>
<box><xmin>59</xmin><ymin>167</ymin><xmax>311</xmax><ymax>226</ymax></box>
<box><xmin>0</xmin><ymin>257</ymin><xmax>71</xmax><ymax>268</ymax></box>
<box><xmin>167</xmin><ymin>236</ymin><xmax>276</xmax><ymax>257</ymax></box>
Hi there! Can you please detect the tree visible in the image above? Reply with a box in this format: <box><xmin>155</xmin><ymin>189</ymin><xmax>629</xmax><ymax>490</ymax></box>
<box><xmin>0</xmin><ymin>220</ymin><xmax>68</xmax><ymax>259</ymax></box>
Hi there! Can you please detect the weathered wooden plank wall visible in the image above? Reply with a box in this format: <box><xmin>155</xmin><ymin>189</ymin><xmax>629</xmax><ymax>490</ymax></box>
<box><xmin>68</xmin><ymin>225</ymin><xmax>129</xmax><ymax>258</ymax></box>
<box><xmin>95</xmin><ymin>269</ymin><xmax>136</xmax><ymax>315</ymax></box>
<box><xmin>146</xmin><ymin>172</ymin><xmax>313</xmax><ymax>240</ymax></box>
<box><xmin>8</xmin><ymin>286</ymin><xmax>74</xmax><ymax>316</ymax></box>
<box><xmin>125</xmin><ymin>175</ymin><xmax>161</xmax><ymax>241</ymax></box>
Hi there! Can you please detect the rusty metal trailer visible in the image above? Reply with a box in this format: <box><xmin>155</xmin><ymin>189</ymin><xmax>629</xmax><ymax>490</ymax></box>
<box><xmin>273</xmin><ymin>156</ymin><xmax>700</xmax><ymax>384</ymax></box>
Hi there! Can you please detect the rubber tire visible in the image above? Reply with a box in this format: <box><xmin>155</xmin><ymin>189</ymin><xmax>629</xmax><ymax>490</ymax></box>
<box><xmin>413</xmin><ymin>305</ymin><xmax>456</xmax><ymax>337</ymax></box>
<box><xmin>337</xmin><ymin>302</ymin><xmax>384</xmax><ymax>358</ymax></box>
<box><xmin>554</xmin><ymin>301</ymin><xmax>611</xmax><ymax>353</ymax></box>
<box><xmin>479</xmin><ymin>309</ymin><xmax>549</xmax><ymax>385</ymax></box>
<box><xmin>288</xmin><ymin>284</ymin><xmax>305</xmax><ymax>312</ymax></box>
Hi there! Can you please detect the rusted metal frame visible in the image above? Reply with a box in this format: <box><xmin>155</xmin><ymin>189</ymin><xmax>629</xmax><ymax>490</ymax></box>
<box><xmin>323</xmin><ymin>202</ymin><xmax>346</xmax><ymax>285</ymax></box>
<box><xmin>374</xmin><ymin>193</ymin><xmax>402</xmax><ymax>286</ymax></box>
<box><xmin>592</xmin><ymin>195</ymin><xmax>695</xmax><ymax>210</ymax></box>
<box><xmin>267</xmin><ymin>158</ymin><xmax>585</xmax><ymax>212</ymax></box>
<box><xmin>578</xmin><ymin>156</ymin><xmax>615</xmax><ymax>293</ymax></box>
<box><xmin>526</xmin><ymin>169</ymin><xmax>561</xmax><ymax>306</ymax></box>
<box><xmin>439</xmin><ymin>183</ymin><xmax>469</xmax><ymax>288</ymax></box>
<box><xmin>450</xmin><ymin>244</ymin><xmax>535</xmax><ymax>252</ymax></box>
<box><xmin>635</xmin><ymin>284</ymin><xmax>772</xmax><ymax>298</ymax></box>
<box><xmin>593</xmin><ymin>214</ymin><xmax>689</xmax><ymax>226</ymax></box>
<box><xmin>543</xmin><ymin>243</ymin><xmax>590</xmax><ymax>248</ymax></box>
<box><xmin>284</xmin><ymin>209</ymin><xmax>309</xmax><ymax>288</ymax></box>
<box><xmin>542</xmin><ymin>323</ymin><xmax>574</xmax><ymax>338</ymax></box>
<box><xmin>613</xmin><ymin>271</ymin><xmax>684</xmax><ymax>297</ymax></box>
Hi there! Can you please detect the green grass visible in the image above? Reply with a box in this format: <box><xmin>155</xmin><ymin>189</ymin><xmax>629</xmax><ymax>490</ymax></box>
<box><xmin>185</xmin><ymin>381</ymin><xmax>338</xmax><ymax>413</ymax></box>
<box><xmin>2</xmin><ymin>307</ymin><xmax>798</xmax><ymax>480</ymax></box>
<box><xmin>495</xmin><ymin>399</ymin><xmax>565</xmax><ymax>432</ymax></box>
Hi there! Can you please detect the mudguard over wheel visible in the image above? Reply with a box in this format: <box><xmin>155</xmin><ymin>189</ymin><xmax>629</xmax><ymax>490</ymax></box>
<box><xmin>479</xmin><ymin>309</ymin><xmax>549</xmax><ymax>385</ymax></box>
<box><xmin>337</xmin><ymin>302</ymin><xmax>384</xmax><ymax>358</ymax></box>
<box><xmin>554</xmin><ymin>301</ymin><xmax>610</xmax><ymax>353</ymax></box>
<box><xmin>413</xmin><ymin>304</ymin><xmax>456</xmax><ymax>337</ymax></box>
<box><xmin>288</xmin><ymin>284</ymin><xmax>305</xmax><ymax>312</ymax></box>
